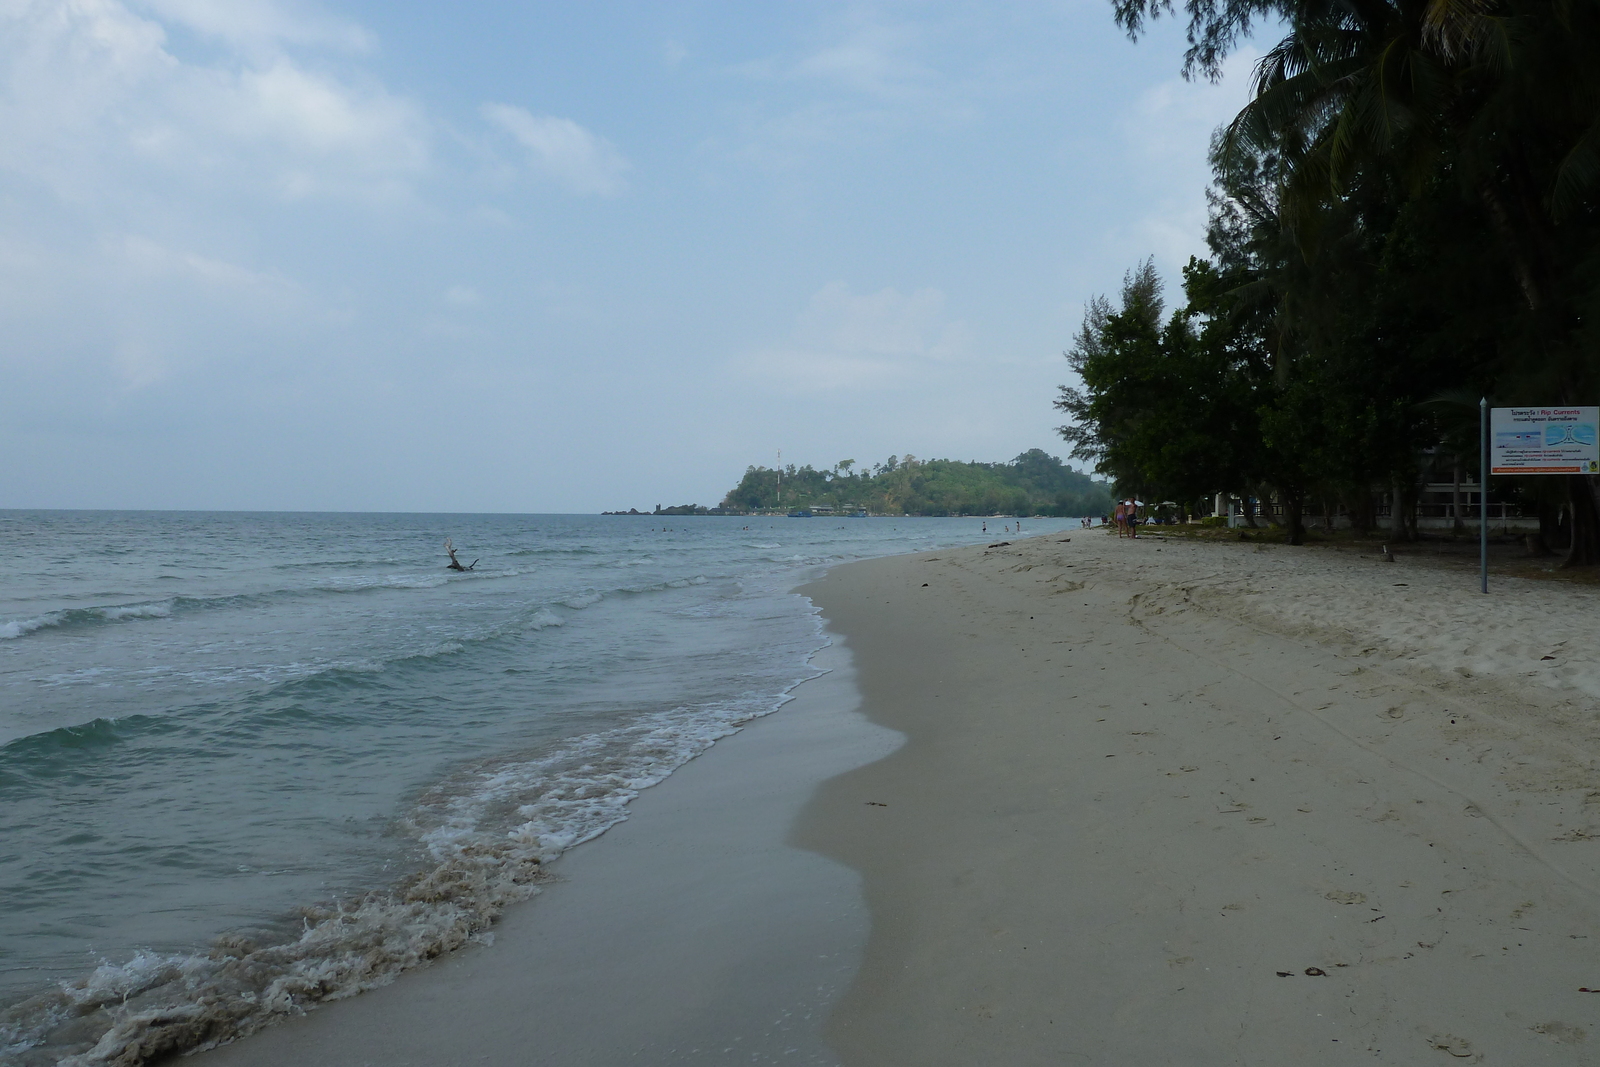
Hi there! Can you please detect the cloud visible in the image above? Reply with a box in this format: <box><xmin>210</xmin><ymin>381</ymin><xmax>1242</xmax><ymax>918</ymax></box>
<box><xmin>736</xmin><ymin>281</ymin><xmax>970</xmax><ymax>393</ymax></box>
<box><xmin>732</xmin><ymin>16</ymin><xmax>935</xmax><ymax>100</ymax></box>
<box><xmin>792</xmin><ymin>21</ymin><xmax>933</xmax><ymax>100</ymax></box>
<box><xmin>720</xmin><ymin>13</ymin><xmax>979</xmax><ymax>175</ymax></box>
<box><xmin>103</xmin><ymin>235</ymin><xmax>305</xmax><ymax>387</ymax></box>
<box><xmin>225</xmin><ymin>61</ymin><xmax>426</xmax><ymax>187</ymax></box>
<box><xmin>134</xmin><ymin>0</ymin><xmax>373</xmax><ymax>53</ymax></box>
<box><xmin>1125</xmin><ymin>46</ymin><xmax>1257</xmax><ymax>170</ymax></box>
<box><xmin>0</xmin><ymin>231</ymin><xmax>305</xmax><ymax>391</ymax></box>
<box><xmin>482</xmin><ymin>103</ymin><xmax>628</xmax><ymax>196</ymax></box>
<box><xmin>1115</xmin><ymin>48</ymin><xmax>1258</xmax><ymax>269</ymax></box>
<box><xmin>116</xmin><ymin>234</ymin><xmax>299</xmax><ymax>297</ymax></box>
<box><xmin>798</xmin><ymin>281</ymin><xmax>962</xmax><ymax>356</ymax></box>
<box><xmin>0</xmin><ymin>0</ymin><xmax>427</xmax><ymax>203</ymax></box>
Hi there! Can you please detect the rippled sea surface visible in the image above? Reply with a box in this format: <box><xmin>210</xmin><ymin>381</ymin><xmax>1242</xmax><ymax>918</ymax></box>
<box><xmin>0</xmin><ymin>510</ymin><xmax>1076</xmax><ymax>1064</ymax></box>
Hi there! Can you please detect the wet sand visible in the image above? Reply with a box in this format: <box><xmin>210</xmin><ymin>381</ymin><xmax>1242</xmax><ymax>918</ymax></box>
<box><xmin>192</xmin><ymin>641</ymin><xmax>898</xmax><ymax>1066</ymax></box>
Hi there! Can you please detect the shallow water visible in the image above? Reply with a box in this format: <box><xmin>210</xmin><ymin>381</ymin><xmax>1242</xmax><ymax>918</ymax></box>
<box><xmin>0</xmin><ymin>510</ymin><xmax>1075</xmax><ymax>1064</ymax></box>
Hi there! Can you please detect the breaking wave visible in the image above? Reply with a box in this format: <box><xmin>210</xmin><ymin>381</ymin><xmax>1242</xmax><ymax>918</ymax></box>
<box><xmin>0</xmin><ymin>571</ymin><xmax>526</xmax><ymax>644</ymax></box>
<box><xmin>0</xmin><ymin>685</ymin><xmax>814</xmax><ymax>1067</ymax></box>
<box><xmin>0</xmin><ymin>602</ymin><xmax>174</xmax><ymax>641</ymax></box>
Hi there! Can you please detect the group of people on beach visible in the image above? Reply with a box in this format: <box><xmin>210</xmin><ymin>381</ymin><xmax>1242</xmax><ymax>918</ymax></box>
<box><xmin>1112</xmin><ymin>500</ymin><xmax>1140</xmax><ymax>538</ymax></box>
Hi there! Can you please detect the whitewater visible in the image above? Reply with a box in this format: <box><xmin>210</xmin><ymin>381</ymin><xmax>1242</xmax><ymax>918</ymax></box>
<box><xmin>0</xmin><ymin>510</ymin><xmax>1072</xmax><ymax>1065</ymax></box>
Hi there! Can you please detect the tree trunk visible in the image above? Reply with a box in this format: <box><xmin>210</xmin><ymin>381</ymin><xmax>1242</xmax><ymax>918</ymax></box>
<box><xmin>1349</xmin><ymin>490</ymin><xmax>1374</xmax><ymax>534</ymax></box>
<box><xmin>1538</xmin><ymin>498</ymin><xmax>1563</xmax><ymax>549</ymax></box>
<box><xmin>1390</xmin><ymin>481</ymin><xmax>1414</xmax><ymax>542</ymax></box>
<box><xmin>1563</xmin><ymin>474</ymin><xmax>1600</xmax><ymax>567</ymax></box>
<box><xmin>1285</xmin><ymin>488</ymin><xmax>1306</xmax><ymax>545</ymax></box>
<box><xmin>1479</xmin><ymin>182</ymin><xmax>1543</xmax><ymax>312</ymax></box>
<box><xmin>1452</xmin><ymin>463</ymin><xmax>1464</xmax><ymax>535</ymax></box>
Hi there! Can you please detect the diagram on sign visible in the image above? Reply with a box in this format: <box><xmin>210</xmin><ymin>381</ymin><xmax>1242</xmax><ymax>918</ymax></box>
<box><xmin>1491</xmin><ymin>406</ymin><xmax>1600</xmax><ymax>474</ymax></box>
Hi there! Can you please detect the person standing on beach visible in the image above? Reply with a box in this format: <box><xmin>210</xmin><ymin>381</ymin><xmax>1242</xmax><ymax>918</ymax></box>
<box><xmin>1127</xmin><ymin>501</ymin><xmax>1139</xmax><ymax>538</ymax></box>
<box><xmin>1113</xmin><ymin>502</ymin><xmax>1126</xmax><ymax>537</ymax></box>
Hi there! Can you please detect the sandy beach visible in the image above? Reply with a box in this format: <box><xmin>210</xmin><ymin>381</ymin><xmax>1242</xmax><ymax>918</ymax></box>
<box><xmin>798</xmin><ymin>531</ymin><xmax>1600</xmax><ymax>1064</ymax></box>
<box><xmin>187</xmin><ymin>529</ymin><xmax>1600</xmax><ymax>1065</ymax></box>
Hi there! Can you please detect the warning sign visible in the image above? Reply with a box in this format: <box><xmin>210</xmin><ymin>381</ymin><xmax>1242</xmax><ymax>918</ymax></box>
<box><xmin>1491</xmin><ymin>407</ymin><xmax>1599</xmax><ymax>474</ymax></box>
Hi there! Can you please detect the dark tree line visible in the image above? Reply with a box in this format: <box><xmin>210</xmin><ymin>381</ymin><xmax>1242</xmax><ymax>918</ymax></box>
<box><xmin>1059</xmin><ymin>0</ymin><xmax>1600</xmax><ymax>560</ymax></box>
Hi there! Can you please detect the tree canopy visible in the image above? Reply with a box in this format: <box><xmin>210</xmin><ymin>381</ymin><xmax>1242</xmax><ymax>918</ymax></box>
<box><xmin>721</xmin><ymin>450</ymin><xmax>1113</xmax><ymax>517</ymax></box>
<box><xmin>1059</xmin><ymin>0</ymin><xmax>1600</xmax><ymax>557</ymax></box>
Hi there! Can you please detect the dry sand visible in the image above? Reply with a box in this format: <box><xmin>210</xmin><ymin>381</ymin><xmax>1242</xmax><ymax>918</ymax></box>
<box><xmin>796</xmin><ymin>530</ymin><xmax>1600</xmax><ymax>1064</ymax></box>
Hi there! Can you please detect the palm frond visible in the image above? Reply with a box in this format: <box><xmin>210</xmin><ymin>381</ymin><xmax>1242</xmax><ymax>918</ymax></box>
<box><xmin>1551</xmin><ymin>115</ymin><xmax>1600</xmax><ymax>221</ymax></box>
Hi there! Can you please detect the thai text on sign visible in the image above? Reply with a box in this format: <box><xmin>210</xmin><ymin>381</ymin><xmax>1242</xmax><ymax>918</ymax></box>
<box><xmin>1490</xmin><ymin>407</ymin><xmax>1600</xmax><ymax>475</ymax></box>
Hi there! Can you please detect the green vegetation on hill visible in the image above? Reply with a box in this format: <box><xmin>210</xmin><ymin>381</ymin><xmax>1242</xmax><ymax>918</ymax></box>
<box><xmin>720</xmin><ymin>449</ymin><xmax>1113</xmax><ymax>516</ymax></box>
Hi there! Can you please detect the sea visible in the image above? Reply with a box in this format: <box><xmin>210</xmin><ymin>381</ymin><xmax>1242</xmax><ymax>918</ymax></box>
<box><xmin>0</xmin><ymin>510</ymin><xmax>1076</xmax><ymax>1065</ymax></box>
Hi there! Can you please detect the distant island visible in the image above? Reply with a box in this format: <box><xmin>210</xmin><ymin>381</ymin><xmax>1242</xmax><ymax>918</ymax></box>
<box><xmin>605</xmin><ymin>449</ymin><xmax>1112</xmax><ymax>517</ymax></box>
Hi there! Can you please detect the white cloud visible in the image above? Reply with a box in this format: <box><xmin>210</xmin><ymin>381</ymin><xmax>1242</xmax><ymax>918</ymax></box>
<box><xmin>792</xmin><ymin>21</ymin><xmax>932</xmax><ymax>100</ymax></box>
<box><xmin>0</xmin><ymin>231</ymin><xmax>307</xmax><ymax>390</ymax></box>
<box><xmin>799</xmin><ymin>281</ymin><xmax>963</xmax><ymax>356</ymax></box>
<box><xmin>134</xmin><ymin>0</ymin><xmax>372</xmax><ymax>53</ymax></box>
<box><xmin>733</xmin><ymin>16</ymin><xmax>934</xmax><ymax>101</ymax></box>
<box><xmin>226</xmin><ymin>60</ymin><xmax>426</xmax><ymax>181</ymax></box>
<box><xmin>0</xmin><ymin>0</ymin><xmax>427</xmax><ymax>203</ymax></box>
<box><xmin>104</xmin><ymin>234</ymin><xmax>305</xmax><ymax>387</ymax></box>
<box><xmin>1115</xmin><ymin>48</ymin><xmax>1258</xmax><ymax>270</ymax></box>
<box><xmin>737</xmin><ymin>281</ymin><xmax>970</xmax><ymax>394</ymax></box>
<box><xmin>116</xmin><ymin>233</ymin><xmax>298</xmax><ymax>298</ymax></box>
<box><xmin>722</xmin><ymin>14</ymin><xmax>979</xmax><ymax>175</ymax></box>
<box><xmin>482</xmin><ymin>103</ymin><xmax>628</xmax><ymax>196</ymax></box>
<box><xmin>1128</xmin><ymin>61</ymin><xmax>1254</xmax><ymax>166</ymax></box>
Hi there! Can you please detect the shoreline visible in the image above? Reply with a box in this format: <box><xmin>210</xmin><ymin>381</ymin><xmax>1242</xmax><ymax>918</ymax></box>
<box><xmin>189</xmin><ymin>638</ymin><xmax>898</xmax><ymax>1066</ymax></box>
<box><xmin>11</xmin><ymin>519</ymin><xmax>1075</xmax><ymax>1067</ymax></box>
<box><xmin>180</xmin><ymin>526</ymin><xmax>1600</xmax><ymax>1064</ymax></box>
<box><xmin>794</xmin><ymin>531</ymin><xmax>1600</xmax><ymax>1063</ymax></box>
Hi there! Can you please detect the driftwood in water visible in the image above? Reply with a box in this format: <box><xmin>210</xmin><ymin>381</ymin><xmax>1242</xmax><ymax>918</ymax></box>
<box><xmin>444</xmin><ymin>538</ymin><xmax>478</xmax><ymax>572</ymax></box>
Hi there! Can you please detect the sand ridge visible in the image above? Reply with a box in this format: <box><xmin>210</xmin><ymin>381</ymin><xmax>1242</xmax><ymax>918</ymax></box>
<box><xmin>797</xmin><ymin>531</ymin><xmax>1600</xmax><ymax>1065</ymax></box>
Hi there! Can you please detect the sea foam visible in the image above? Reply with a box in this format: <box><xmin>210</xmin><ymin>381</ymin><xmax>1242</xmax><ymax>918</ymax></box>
<box><xmin>0</xmin><ymin>691</ymin><xmax>811</xmax><ymax>1067</ymax></box>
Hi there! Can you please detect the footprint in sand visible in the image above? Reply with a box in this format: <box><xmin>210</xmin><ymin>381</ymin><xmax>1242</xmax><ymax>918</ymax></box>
<box><xmin>1325</xmin><ymin>890</ymin><xmax>1367</xmax><ymax>905</ymax></box>
<box><xmin>1429</xmin><ymin>1034</ymin><xmax>1474</xmax><ymax>1057</ymax></box>
<box><xmin>1531</xmin><ymin>1021</ymin><xmax>1586</xmax><ymax>1045</ymax></box>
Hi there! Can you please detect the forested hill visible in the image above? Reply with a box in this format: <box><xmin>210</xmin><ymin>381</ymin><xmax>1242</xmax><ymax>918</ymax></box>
<box><xmin>720</xmin><ymin>449</ymin><xmax>1112</xmax><ymax>516</ymax></box>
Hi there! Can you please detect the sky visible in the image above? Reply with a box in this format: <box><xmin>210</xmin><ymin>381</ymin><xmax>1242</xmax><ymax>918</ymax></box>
<box><xmin>0</xmin><ymin>0</ymin><xmax>1257</xmax><ymax>513</ymax></box>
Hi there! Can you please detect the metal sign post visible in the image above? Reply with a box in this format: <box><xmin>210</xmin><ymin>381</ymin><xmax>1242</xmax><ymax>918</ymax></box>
<box><xmin>1479</xmin><ymin>398</ymin><xmax>1488</xmax><ymax>594</ymax></box>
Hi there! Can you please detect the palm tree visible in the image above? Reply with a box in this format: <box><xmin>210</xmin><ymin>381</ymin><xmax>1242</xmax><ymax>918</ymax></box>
<box><xmin>1117</xmin><ymin>0</ymin><xmax>1600</xmax><ymax>562</ymax></box>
